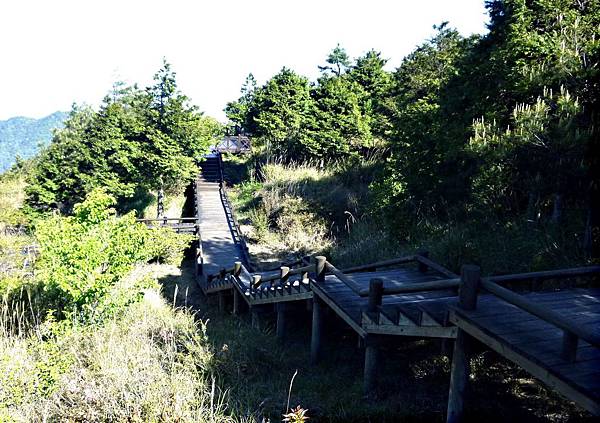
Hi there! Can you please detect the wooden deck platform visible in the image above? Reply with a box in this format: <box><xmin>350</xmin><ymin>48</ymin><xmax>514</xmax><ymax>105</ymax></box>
<box><xmin>313</xmin><ymin>266</ymin><xmax>458</xmax><ymax>338</ymax></box>
<box><xmin>451</xmin><ymin>288</ymin><xmax>600</xmax><ymax>414</ymax></box>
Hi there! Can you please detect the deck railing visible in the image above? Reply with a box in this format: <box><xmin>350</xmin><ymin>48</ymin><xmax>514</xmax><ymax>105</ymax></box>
<box><xmin>217</xmin><ymin>152</ymin><xmax>254</xmax><ymax>272</ymax></box>
<box><xmin>209</xmin><ymin>256</ymin><xmax>324</xmax><ymax>292</ymax></box>
<box><xmin>454</xmin><ymin>265</ymin><xmax>600</xmax><ymax>362</ymax></box>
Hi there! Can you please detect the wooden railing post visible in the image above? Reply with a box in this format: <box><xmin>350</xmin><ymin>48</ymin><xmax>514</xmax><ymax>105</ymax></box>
<box><xmin>280</xmin><ymin>266</ymin><xmax>290</xmax><ymax>286</ymax></box>
<box><xmin>233</xmin><ymin>261</ymin><xmax>242</xmax><ymax>277</ymax></box>
<box><xmin>367</xmin><ymin>278</ymin><xmax>383</xmax><ymax>312</ymax></box>
<box><xmin>418</xmin><ymin>250</ymin><xmax>430</xmax><ymax>273</ymax></box>
<box><xmin>315</xmin><ymin>256</ymin><xmax>326</xmax><ymax>283</ymax></box>
<box><xmin>219</xmin><ymin>267</ymin><xmax>226</xmax><ymax>280</ymax></box>
<box><xmin>252</xmin><ymin>274</ymin><xmax>262</xmax><ymax>289</ymax></box>
<box><xmin>447</xmin><ymin>265</ymin><xmax>480</xmax><ymax>423</ymax></box>
<box><xmin>458</xmin><ymin>265</ymin><xmax>481</xmax><ymax>310</ymax></box>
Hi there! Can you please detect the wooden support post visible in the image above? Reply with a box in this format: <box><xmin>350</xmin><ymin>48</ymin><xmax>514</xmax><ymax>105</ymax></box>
<box><xmin>251</xmin><ymin>307</ymin><xmax>260</xmax><ymax>330</ymax></box>
<box><xmin>233</xmin><ymin>289</ymin><xmax>241</xmax><ymax>316</ymax></box>
<box><xmin>368</xmin><ymin>278</ymin><xmax>383</xmax><ymax>312</ymax></box>
<box><xmin>218</xmin><ymin>291</ymin><xmax>226</xmax><ymax>313</ymax></box>
<box><xmin>315</xmin><ymin>256</ymin><xmax>326</xmax><ymax>283</ymax></box>
<box><xmin>561</xmin><ymin>330</ymin><xmax>578</xmax><ymax>362</ymax></box>
<box><xmin>357</xmin><ymin>335</ymin><xmax>365</xmax><ymax>349</ymax></box>
<box><xmin>418</xmin><ymin>250</ymin><xmax>430</xmax><ymax>273</ymax></box>
<box><xmin>446</xmin><ymin>265</ymin><xmax>480</xmax><ymax>423</ymax></box>
<box><xmin>252</xmin><ymin>274</ymin><xmax>262</xmax><ymax>289</ymax></box>
<box><xmin>311</xmin><ymin>296</ymin><xmax>323</xmax><ymax>364</ymax></box>
<box><xmin>364</xmin><ymin>337</ymin><xmax>379</xmax><ymax>396</ymax></box>
<box><xmin>364</xmin><ymin>280</ymin><xmax>382</xmax><ymax>398</ymax></box>
<box><xmin>196</xmin><ymin>248</ymin><xmax>203</xmax><ymax>276</ymax></box>
<box><xmin>219</xmin><ymin>267</ymin><xmax>226</xmax><ymax>280</ymax></box>
<box><xmin>276</xmin><ymin>303</ymin><xmax>286</xmax><ymax>342</ymax></box>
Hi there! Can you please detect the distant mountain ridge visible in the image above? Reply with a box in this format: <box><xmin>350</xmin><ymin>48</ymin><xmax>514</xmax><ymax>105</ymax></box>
<box><xmin>0</xmin><ymin>111</ymin><xmax>68</xmax><ymax>173</ymax></box>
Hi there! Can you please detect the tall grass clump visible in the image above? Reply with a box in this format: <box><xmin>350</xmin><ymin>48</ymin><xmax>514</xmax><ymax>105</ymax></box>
<box><xmin>0</xmin><ymin>276</ymin><xmax>236</xmax><ymax>422</ymax></box>
<box><xmin>228</xmin><ymin>155</ymin><xmax>385</xmax><ymax>265</ymax></box>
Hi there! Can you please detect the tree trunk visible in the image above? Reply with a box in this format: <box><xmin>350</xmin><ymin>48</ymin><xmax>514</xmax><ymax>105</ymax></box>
<box><xmin>584</xmin><ymin>194</ymin><xmax>600</xmax><ymax>260</ymax></box>
<box><xmin>156</xmin><ymin>176</ymin><xmax>165</xmax><ymax>219</ymax></box>
<box><xmin>551</xmin><ymin>193</ymin><xmax>563</xmax><ymax>223</ymax></box>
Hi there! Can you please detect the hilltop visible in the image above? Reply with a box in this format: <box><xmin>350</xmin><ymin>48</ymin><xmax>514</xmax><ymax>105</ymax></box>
<box><xmin>0</xmin><ymin>111</ymin><xmax>67</xmax><ymax>172</ymax></box>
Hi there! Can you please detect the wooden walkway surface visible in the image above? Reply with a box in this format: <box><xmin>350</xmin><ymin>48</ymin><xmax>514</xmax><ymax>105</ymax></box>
<box><xmin>190</xmin><ymin>152</ymin><xmax>600</xmax><ymax>421</ymax></box>
<box><xmin>196</xmin><ymin>156</ymin><xmax>242</xmax><ymax>282</ymax></box>
<box><xmin>313</xmin><ymin>266</ymin><xmax>457</xmax><ymax>338</ymax></box>
<box><xmin>451</xmin><ymin>288</ymin><xmax>600</xmax><ymax>414</ymax></box>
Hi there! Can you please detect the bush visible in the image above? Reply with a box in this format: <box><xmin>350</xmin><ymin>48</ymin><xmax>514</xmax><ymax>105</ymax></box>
<box><xmin>27</xmin><ymin>188</ymin><xmax>192</xmax><ymax>322</ymax></box>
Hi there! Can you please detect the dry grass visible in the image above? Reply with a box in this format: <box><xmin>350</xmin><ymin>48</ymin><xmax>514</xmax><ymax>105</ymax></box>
<box><xmin>0</xmin><ymin>264</ymin><xmax>247</xmax><ymax>423</ymax></box>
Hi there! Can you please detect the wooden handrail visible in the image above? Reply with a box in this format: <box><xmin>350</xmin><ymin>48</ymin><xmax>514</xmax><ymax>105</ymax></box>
<box><xmin>341</xmin><ymin>255</ymin><xmax>416</xmax><ymax>273</ymax></box>
<box><xmin>480</xmin><ymin>278</ymin><xmax>600</xmax><ymax>349</ymax></box>
<box><xmin>415</xmin><ymin>255</ymin><xmax>459</xmax><ymax>278</ymax></box>
<box><xmin>324</xmin><ymin>262</ymin><xmax>363</xmax><ymax>294</ymax></box>
<box><xmin>361</xmin><ymin>265</ymin><xmax>600</xmax><ymax>297</ymax></box>
<box><xmin>216</xmin><ymin>152</ymin><xmax>254</xmax><ymax>272</ymax></box>
<box><xmin>358</xmin><ymin>278</ymin><xmax>461</xmax><ymax>297</ymax></box>
<box><xmin>136</xmin><ymin>217</ymin><xmax>198</xmax><ymax>222</ymax></box>
<box><xmin>487</xmin><ymin>265</ymin><xmax>600</xmax><ymax>284</ymax></box>
<box><xmin>252</xmin><ymin>264</ymin><xmax>314</xmax><ymax>287</ymax></box>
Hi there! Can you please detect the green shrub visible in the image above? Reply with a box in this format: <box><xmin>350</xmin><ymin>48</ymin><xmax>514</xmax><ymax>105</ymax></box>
<box><xmin>32</xmin><ymin>188</ymin><xmax>192</xmax><ymax>321</ymax></box>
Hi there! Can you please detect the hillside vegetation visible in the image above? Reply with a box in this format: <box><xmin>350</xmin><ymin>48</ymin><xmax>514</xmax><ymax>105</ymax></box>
<box><xmin>226</xmin><ymin>0</ymin><xmax>600</xmax><ymax>274</ymax></box>
<box><xmin>0</xmin><ymin>112</ymin><xmax>67</xmax><ymax>173</ymax></box>
<box><xmin>0</xmin><ymin>1</ymin><xmax>599</xmax><ymax>421</ymax></box>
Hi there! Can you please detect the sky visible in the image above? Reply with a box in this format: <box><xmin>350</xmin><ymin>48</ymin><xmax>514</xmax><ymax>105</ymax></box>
<box><xmin>0</xmin><ymin>0</ymin><xmax>489</xmax><ymax>122</ymax></box>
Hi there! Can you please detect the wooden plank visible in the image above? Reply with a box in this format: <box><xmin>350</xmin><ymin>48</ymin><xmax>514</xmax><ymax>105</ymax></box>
<box><xmin>450</xmin><ymin>310</ymin><xmax>600</xmax><ymax>414</ymax></box>
<box><xmin>247</xmin><ymin>291</ymin><xmax>312</xmax><ymax>305</ymax></box>
<box><xmin>363</xmin><ymin>321</ymin><xmax>457</xmax><ymax>338</ymax></box>
<box><xmin>312</xmin><ymin>285</ymin><xmax>367</xmax><ymax>337</ymax></box>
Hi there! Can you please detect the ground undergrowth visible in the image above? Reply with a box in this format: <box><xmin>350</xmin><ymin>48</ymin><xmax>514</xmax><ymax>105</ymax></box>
<box><xmin>226</xmin><ymin>154</ymin><xmax>588</xmax><ymax>275</ymax></box>
<box><xmin>162</xmin><ymin>260</ymin><xmax>589</xmax><ymax>423</ymax></box>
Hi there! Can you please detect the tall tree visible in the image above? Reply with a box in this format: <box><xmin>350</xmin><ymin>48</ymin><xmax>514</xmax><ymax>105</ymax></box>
<box><xmin>319</xmin><ymin>44</ymin><xmax>351</xmax><ymax>76</ymax></box>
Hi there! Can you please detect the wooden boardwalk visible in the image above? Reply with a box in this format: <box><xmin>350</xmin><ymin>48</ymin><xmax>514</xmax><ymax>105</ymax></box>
<box><xmin>191</xmin><ymin>152</ymin><xmax>600</xmax><ymax>421</ymax></box>
<box><xmin>313</xmin><ymin>266</ymin><xmax>457</xmax><ymax>338</ymax></box>
<box><xmin>195</xmin><ymin>155</ymin><xmax>243</xmax><ymax>288</ymax></box>
<box><xmin>450</xmin><ymin>287</ymin><xmax>600</xmax><ymax>416</ymax></box>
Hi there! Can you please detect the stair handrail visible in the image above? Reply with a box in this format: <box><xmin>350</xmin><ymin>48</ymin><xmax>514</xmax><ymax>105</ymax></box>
<box><xmin>454</xmin><ymin>264</ymin><xmax>600</xmax><ymax>362</ymax></box>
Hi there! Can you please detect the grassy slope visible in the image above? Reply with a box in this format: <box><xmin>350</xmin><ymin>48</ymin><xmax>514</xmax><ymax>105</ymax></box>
<box><xmin>227</xmin><ymin>156</ymin><xmax>588</xmax><ymax>275</ymax></box>
<box><xmin>0</xmin><ymin>264</ymin><xmax>239</xmax><ymax>422</ymax></box>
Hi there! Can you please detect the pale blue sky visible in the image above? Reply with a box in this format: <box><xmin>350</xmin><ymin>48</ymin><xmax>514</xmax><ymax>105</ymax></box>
<box><xmin>0</xmin><ymin>0</ymin><xmax>489</xmax><ymax>122</ymax></box>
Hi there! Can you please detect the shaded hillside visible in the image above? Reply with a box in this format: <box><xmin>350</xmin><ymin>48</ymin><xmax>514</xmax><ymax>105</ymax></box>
<box><xmin>0</xmin><ymin>111</ymin><xmax>67</xmax><ymax>172</ymax></box>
